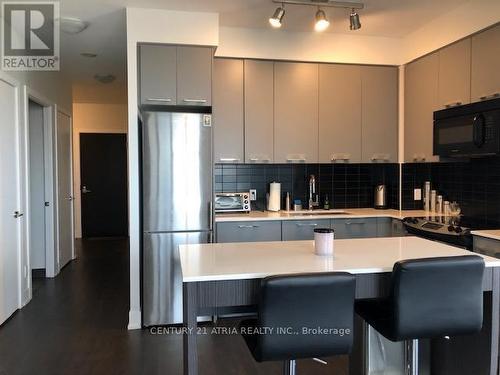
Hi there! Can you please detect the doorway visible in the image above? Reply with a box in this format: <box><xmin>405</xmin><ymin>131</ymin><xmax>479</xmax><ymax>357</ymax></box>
<box><xmin>80</xmin><ymin>133</ymin><xmax>128</xmax><ymax>238</ymax></box>
<box><xmin>28</xmin><ymin>100</ymin><xmax>48</xmax><ymax>279</ymax></box>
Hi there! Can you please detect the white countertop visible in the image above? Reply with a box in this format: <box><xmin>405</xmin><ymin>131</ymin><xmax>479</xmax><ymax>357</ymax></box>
<box><xmin>472</xmin><ymin>230</ymin><xmax>500</xmax><ymax>241</ymax></box>
<box><xmin>179</xmin><ymin>236</ymin><xmax>500</xmax><ymax>282</ymax></box>
<box><xmin>215</xmin><ymin>208</ymin><xmax>439</xmax><ymax>222</ymax></box>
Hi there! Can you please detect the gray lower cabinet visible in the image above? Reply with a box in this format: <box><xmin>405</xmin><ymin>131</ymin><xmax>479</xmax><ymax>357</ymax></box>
<box><xmin>139</xmin><ymin>44</ymin><xmax>177</xmax><ymax>106</ymax></box>
<box><xmin>391</xmin><ymin>219</ymin><xmax>406</xmax><ymax>237</ymax></box>
<box><xmin>216</xmin><ymin>221</ymin><xmax>281</xmax><ymax>243</ymax></box>
<box><xmin>376</xmin><ymin>217</ymin><xmax>393</xmax><ymax>238</ymax></box>
<box><xmin>282</xmin><ymin>220</ymin><xmax>330</xmax><ymax>241</ymax></box>
<box><xmin>473</xmin><ymin>236</ymin><xmax>500</xmax><ymax>259</ymax></box>
<box><xmin>332</xmin><ymin>218</ymin><xmax>378</xmax><ymax>239</ymax></box>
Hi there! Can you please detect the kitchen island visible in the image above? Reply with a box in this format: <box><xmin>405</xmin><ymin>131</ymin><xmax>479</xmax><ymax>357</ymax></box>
<box><xmin>179</xmin><ymin>237</ymin><xmax>500</xmax><ymax>375</ymax></box>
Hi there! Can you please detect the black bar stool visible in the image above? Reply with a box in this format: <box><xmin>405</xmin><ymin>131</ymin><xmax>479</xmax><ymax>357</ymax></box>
<box><xmin>355</xmin><ymin>255</ymin><xmax>485</xmax><ymax>375</ymax></box>
<box><xmin>240</xmin><ymin>272</ymin><xmax>356</xmax><ymax>375</ymax></box>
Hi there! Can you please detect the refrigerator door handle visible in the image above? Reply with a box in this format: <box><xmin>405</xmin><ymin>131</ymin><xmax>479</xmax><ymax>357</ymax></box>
<box><xmin>209</xmin><ymin>201</ymin><xmax>213</xmax><ymax>231</ymax></box>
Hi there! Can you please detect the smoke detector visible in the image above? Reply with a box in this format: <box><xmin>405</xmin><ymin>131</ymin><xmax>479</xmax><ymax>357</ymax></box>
<box><xmin>60</xmin><ymin>17</ymin><xmax>89</xmax><ymax>34</ymax></box>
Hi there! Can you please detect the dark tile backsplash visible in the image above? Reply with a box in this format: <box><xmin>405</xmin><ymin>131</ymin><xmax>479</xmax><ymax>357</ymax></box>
<box><xmin>401</xmin><ymin>156</ymin><xmax>500</xmax><ymax>226</ymax></box>
<box><xmin>215</xmin><ymin>163</ymin><xmax>400</xmax><ymax>211</ymax></box>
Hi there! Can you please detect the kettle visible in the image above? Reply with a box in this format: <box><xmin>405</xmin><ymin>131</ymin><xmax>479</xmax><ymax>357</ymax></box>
<box><xmin>374</xmin><ymin>185</ymin><xmax>387</xmax><ymax>209</ymax></box>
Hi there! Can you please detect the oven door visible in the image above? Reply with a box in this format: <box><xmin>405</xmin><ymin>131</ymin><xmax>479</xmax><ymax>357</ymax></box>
<box><xmin>215</xmin><ymin>194</ymin><xmax>246</xmax><ymax>212</ymax></box>
<box><xmin>434</xmin><ymin>110</ymin><xmax>500</xmax><ymax>157</ymax></box>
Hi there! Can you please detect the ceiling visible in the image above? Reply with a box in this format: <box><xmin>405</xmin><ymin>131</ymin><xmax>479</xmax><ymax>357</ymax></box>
<box><xmin>58</xmin><ymin>0</ymin><xmax>471</xmax><ymax>86</ymax></box>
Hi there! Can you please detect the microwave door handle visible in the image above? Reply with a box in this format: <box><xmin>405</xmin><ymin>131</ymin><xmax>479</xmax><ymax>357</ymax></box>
<box><xmin>473</xmin><ymin>114</ymin><xmax>486</xmax><ymax>147</ymax></box>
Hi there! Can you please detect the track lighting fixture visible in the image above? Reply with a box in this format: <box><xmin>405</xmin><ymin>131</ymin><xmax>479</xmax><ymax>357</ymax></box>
<box><xmin>269</xmin><ymin>5</ymin><xmax>286</xmax><ymax>28</ymax></box>
<box><xmin>269</xmin><ymin>0</ymin><xmax>363</xmax><ymax>31</ymax></box>
<box><xmin>314</xmin><ymin>9</ymin><xmax>330</xmax><ymax>32</ymax></box>
<box><xmin>349</xmin><ymin>8</ymin><xmax>361</xmax><ymax>30</ymax></box>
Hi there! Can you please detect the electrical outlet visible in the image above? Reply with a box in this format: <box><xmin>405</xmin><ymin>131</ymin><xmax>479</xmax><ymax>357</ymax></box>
<box><xmin>249</xmin><ymin>189</ymin><xmax>257</xmax><ymax>201</ymax></box>
<box><xmin>414</xmin><ymin>188</ymin><xmax>422</xmax><ymax>201</ymax></box>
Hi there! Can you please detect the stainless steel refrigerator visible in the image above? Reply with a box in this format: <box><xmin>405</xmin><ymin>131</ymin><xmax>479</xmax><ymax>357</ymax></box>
<box><xmin>141</xmin><ymin>110</ymin><xmax>213</xmax><ymax>326</ymax></box>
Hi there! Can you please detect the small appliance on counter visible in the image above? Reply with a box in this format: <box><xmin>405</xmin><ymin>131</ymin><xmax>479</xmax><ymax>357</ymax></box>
<box><xmin>374</xmin><ymin>185</ymin><xmax>387</xmax><ymax>209</ymax></box>
<box><xmin>214</xmin><ymin>192</ymin><xmax>250</xmax><ymax>213</ymax></box>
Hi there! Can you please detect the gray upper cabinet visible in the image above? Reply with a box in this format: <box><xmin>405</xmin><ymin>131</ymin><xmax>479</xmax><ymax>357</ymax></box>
<box><xmin>404</xmin><ymin>52</ymin><xmax>439</xmax><ymax>163</ymax></box>
<box><xmin>361</xmin><ymin>66</ymin><xmax>398</xmax><ymax>163</ymax></box>
<box><xmin>176</xmin><ymin>46</ymin><xmax>212</xmax><ymax>107</ymax></box>
<box><xmin>471</xmin><ymin>24</ymin><xmax>500</xmax><ymax>103</ymax></box>
<box><xmin>139</xmin><ymin>45</ymin><xmax>177</xmax><ymax>106</ymax></box>
<box><xmin>319</xmin><ymin>64</ymin><xmax>361</xmax><ymax>163</ymax></box>
<box><xmin>438</xmin><ymin>39</ymin><xmax>471</xmax><ymax>109</ymax></box>
<box><xmin>274</xmin><ymin>62</ymin><xmax>319</xmax><ymax>163</ymax></box>
<box><xmin>213</xmin><ymin>58</ymin><xmax>244</xmax><ymax>163</ymax></box>
<box><xmin>244</xmin><ymin>60</ymin><xmax>274</xmax><ymax>163</ymax></box>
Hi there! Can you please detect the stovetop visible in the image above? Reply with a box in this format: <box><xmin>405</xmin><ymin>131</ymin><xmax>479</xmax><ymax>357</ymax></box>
<box><xmin>402</xmin><ymin>215</ymin><xmax>498</xmax><ymax>249</ymax></box>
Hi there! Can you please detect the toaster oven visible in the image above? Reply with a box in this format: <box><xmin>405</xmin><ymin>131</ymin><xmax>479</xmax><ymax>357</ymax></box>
<box><xmin>214</xmin><ymin>193</ymin><xmax>250</xmax><ymax>213</ymax></box>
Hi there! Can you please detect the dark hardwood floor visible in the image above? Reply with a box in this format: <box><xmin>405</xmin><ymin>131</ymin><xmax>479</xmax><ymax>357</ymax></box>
<box><xmin>0</xmin><ymin>239</ymin><xmax>349</xmax><ymax>375</ymax></box>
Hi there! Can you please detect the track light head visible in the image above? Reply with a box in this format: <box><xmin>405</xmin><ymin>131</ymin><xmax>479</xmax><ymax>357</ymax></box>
<box><xmin>314</xmin><ymin>8</ymin><xmax>330</xmax><ymax>32</ymax></box>
<box><xmin>349</xmin><ymin>8</ymin><xmax>361</xmax><ymax>30</ymax></box>
<box><xmin>269</xmin><ymin>6</ymin><xmax>285</xmax><ymax>28</ymax></box>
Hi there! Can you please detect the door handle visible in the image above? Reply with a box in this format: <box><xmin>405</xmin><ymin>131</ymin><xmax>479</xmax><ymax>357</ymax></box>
<box><xmin>82</xmin><ymin>186</ymin><xmax>92</xmax><ymax>194</ymax></box>
<box><xmin>13</xmin><ymin>211</ymin><xmax>24</xmax><ymax>218</ymax></box>
<box><xmin>65</xmin><ymin>196</ymin><xmax>74</xmax><ymax>201</ymax></box>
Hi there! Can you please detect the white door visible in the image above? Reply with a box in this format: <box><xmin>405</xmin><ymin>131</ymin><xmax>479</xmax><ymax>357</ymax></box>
<box><xmin>0</xmin><ymin>77</ymin><xmax>21</xmax><ymax>324</ymax></box>
<box><xmin>56</xmin><ymin>111</ymin><xmax>74</xmax><ymax>269</ymax></box>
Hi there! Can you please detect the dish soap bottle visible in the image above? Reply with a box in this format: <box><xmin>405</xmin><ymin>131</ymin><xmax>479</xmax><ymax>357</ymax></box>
<box><xmin>323</xmin><ymin>195</ymin><xmax>330</xmax><ymax>210</ymax></box>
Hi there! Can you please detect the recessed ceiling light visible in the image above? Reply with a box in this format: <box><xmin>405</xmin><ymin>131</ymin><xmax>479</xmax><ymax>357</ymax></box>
<box><xmin>60</xmin><ymin>17</ymin><xmax>90</xmax><ymax>34</ymax></box>
<box><xmin>80</xmin><ymin>52</ymin><xmax>97</xmax><ymax>58</ymax></box>
<box><xmin>94</xmin><ymin>74</ymin><xmax>116</xmax><ymax>84</ymax></box>
<box><xmin>314</xmin><ymin>9</ymin><xmax>330</xmax><ymax>32</ymax></box>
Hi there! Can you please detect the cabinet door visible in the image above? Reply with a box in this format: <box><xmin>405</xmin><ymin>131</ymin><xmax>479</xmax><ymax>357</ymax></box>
<box><xmin>177</xmin><ymin>46</ymin><xmax>212</xmax><ymax>107</ymax></box>
<box><xmin>438</xmin><ymin>39</ymin><xmax>471</xmax><ymax>109</ymax></box>
<box><xmin>391</xmin><ymin>219</ymin><xmax>406</xmax><ymax>237</ymax></box>
<box><xmin>376</xmin><ymin>217</ymin><xmax>393</xmax><ymax>238</ymax></box>
<box><xmin>471</xmin><ymin>24</ymin><xmax>500</xmax><ymax>102</ymax></box>
<box><xmin>139</xmin><ymin>45</ymin><xmax>177</xmax><ymax>105</ymax></box>
<box><xmin>216</xmin><ymin>221</ymin><xmax>281</xmax><ymax>243</ymax></box>
<box><xmin>282</xmin><ymin>220</ymin><xmax>330</xmax><ymax>241</ymax></box>
<box><xmin>274</xmin><ymin>62</ymin><xmax>319</xmax><ymax>163</ymax></box>
<box><xmin>404</xmin><ymin>52</ymin><xmax>439</xmax><ymax>163</ymax></box>
<box><xmin>245</xmin><ymin>60</ymin><xmax>274</xmax><ymax>163</ymax></box>
<box><xmin>361</xmin><ymin>66</ymin><xmax>398</xmax><ymax>163</ymax></box>
<box><xmin>332</xmin><ymin>218</ymin><xmax>378</xmax><ymax>239</ymax></box>
<box><xmin>319</xmin><ymin>65</ymin><xmax>361</xmax><ymax>163</ymax></box>
<box><xmin>213</xmin><ymin>58</ymin><xmax>244</xmax><ymax>163</ymax></box>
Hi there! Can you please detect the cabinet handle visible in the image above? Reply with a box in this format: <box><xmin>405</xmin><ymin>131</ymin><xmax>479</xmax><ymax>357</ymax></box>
<box><xmin>238</xmin><ymin>225</ymin><xmax>260</xmax><ymax>229</ymax></box>
<box><xmin>412</xmin><ymin>154</ymin><xmax>426</xmax><ymax>162</ymax></box>
<box><xmin>444</xmin><ymin>101</ymin><xmax>462</xmax><ymax>109</ymax></box>
<box><xmin>219</xmin><ymin>158</ymin><xmax>240</xmax><ymax>163</ymax></box>
<box><xmin>64</xmin><ymin>196</ymin><xmax>74</xmax><ymax>201</ymax></box>
<box><xmin>480</xmin><ymin>93</ymin><xmax>500</xmax><ymax>101</ymax></box>
<box><xmin>183</xmin><ymin>99</ymin><xmax>208</xmax><ymax>104</ymax></box>
<box><xmin>296</xmin><ymin>223</ymin><xmax>318</xmax><ymax>227</ymax></box>
<box><xmin>286</xmin><ymin>158</ymin><xmax>306</xmax><ymax>162</ymax></box>
<box><xmin>331</xmin><ymin>153</ymin><xmax>351</xmax><ymax>162</ymax></box>
<box><xmin>249</xmin><ymin>157</ymin><xmax>271</xmax><ymax>163</ymax></box>
<box><xmin>371</xmin><ymin>154</ymin><xmax>390</xmax><ymax>162</ymax></box>
<box><xmin>345</xmin><ymin>220</ymin><xmax>365</xmax><ymax>225</ymax></box>
<box><xmin>146</xmin><ymin>98</ymin><xmax>172</xmax><ymax>102</ymax></box>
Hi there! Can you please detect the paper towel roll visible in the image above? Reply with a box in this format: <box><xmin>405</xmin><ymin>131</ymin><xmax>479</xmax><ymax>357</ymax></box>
<box><xmin>268</xmin><ymin>182</ymin><xmax>281</xmax><ymax>212</ymax></box>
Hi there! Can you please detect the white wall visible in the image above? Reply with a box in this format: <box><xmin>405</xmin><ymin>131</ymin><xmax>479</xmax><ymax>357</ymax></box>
<box><xmin>126</xmin><ymin>7</ymin><xmax>219</xmax><ymax>330</ymax></box>
<box><xmin>217</xmin><ymin>26</ymin><xmax>404</xmax><ymax>65</ymax></box>
<box><xmin>72</xmin><ymin>102</ymin><xmax>128</xmax><ymax>238</ymax></box>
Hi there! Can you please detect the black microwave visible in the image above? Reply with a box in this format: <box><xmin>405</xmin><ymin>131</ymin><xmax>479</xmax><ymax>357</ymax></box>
<box><xmin>434</xmin><ymin>98</ymin><xmax>500</xmax><ymax>157</ymax></box>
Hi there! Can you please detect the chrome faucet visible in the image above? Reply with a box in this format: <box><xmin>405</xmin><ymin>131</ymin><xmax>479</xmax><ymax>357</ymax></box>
<box><xmin>308</xmin><ymin>175</ymin><xmax>319</xmax><ymax>210</ymax></box>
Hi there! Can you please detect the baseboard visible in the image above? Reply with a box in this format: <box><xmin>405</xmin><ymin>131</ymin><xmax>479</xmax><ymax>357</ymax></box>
<box><xmin>31</xmin><ymin>268</ymin><xmax>46</xmax><ymax>279</ymax></box>
<box><xmin>128</xmin><ymin>309</ymin><xmax>142</xmax><ymax>330</ymax></box>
